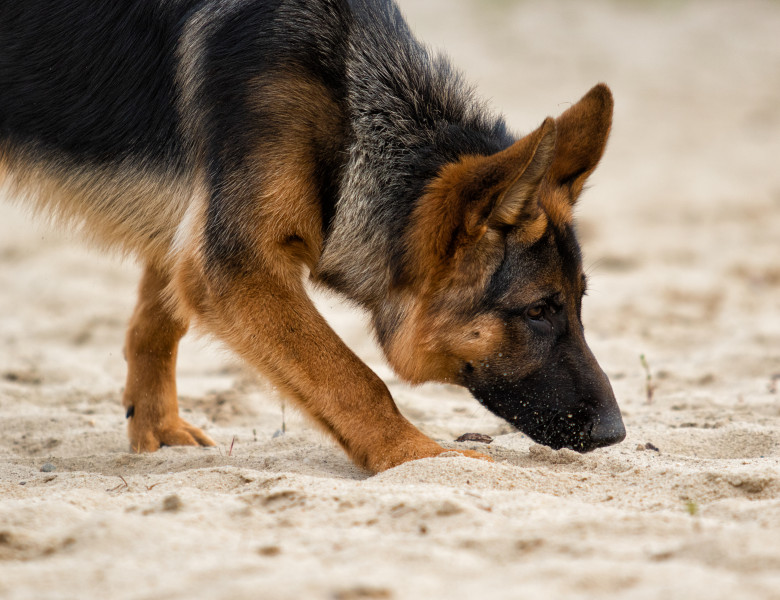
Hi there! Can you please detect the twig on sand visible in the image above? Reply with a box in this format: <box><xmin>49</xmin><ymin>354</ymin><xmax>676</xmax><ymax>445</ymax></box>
<box><xmin>640</xmin><ymin>354</ymin><xmax>655</xmax><ymax>404</ymax></box>
<box><xmin>769</xmin><ymin>373</ymin><xmax>780</xmax><ymax>394</ymax></box>
<box><xmin>107</xmin><ymin>475</ymin><xmax>129</xmax><ymax>492</ymax></box>
<box><xmin>228</xmin><ymin>435</ymin><xmax>236</xmax><ymax>457</ymax></box>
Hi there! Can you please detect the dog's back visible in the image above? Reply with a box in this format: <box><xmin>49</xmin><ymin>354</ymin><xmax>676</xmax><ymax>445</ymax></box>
<box><xmin>0</xmin><ymin>1</ymin><xmax>197</xmax><ymax>166</ymax></box>
<box><xmin>0</xmin><ymin>0</ymin><xmax>352</xmax><ymax>264</ymax></box>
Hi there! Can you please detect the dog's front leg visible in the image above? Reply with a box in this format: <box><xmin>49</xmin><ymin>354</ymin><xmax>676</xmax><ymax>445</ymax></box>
<box><xmin>190</xmin><ymin>263</ymin><xmax>487</xmax><ymax>473</ymax></box>
<box><xmin>122</xmin><ymin>265</ymin><xmax>215</xmax><ymax>452</ymax></box>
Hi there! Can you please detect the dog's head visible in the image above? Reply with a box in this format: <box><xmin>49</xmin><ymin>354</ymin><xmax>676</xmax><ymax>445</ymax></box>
<box><xmin>379</xmin><ymin>84</ymin><xmax>624</xmax><ymax>452</ymax></box>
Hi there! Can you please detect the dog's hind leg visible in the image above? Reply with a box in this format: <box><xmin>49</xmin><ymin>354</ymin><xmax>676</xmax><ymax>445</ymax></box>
<box><xmin>122</xmin><ymin>264</ymin><xmax>215</xmax><ymax>452</ymax></box>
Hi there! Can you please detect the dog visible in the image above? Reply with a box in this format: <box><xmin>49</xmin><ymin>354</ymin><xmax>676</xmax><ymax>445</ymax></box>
<box><xmin>0</xmin><ymin>0</ymin><xmax>625</xmax><ymax>472</ymax></box>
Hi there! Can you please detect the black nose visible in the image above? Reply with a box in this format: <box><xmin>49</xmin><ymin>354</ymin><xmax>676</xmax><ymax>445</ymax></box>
<box><xmin>589</xmin><ymin>413</ymin><xmax>626</xmax><ymax>448</ymax></box>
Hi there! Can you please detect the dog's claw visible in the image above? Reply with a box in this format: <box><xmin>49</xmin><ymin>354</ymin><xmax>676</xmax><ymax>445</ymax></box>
<box><xmin>129</xmin><ymin>417</ymin><xmax>215</xmax><ymax>452</ymax></box>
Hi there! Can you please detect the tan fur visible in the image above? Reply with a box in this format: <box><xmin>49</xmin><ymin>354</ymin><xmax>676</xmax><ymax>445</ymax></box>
<box><xmin>387</xmin><ymin>298</ymin><xmax>505</xmax><ymax>384</ymax></box>
<box><xmin>0</xmin><ymin>144</ymin><xmax>196</xmax><ymax>266</ymax></box>
<box><xmin>246</xmin><ymin>73</ymin><xmax>339</xmax><ymax>273</ymax></box>
<box><xmin>516</xmin><ymin>212</ymin><xmax>549</xmax><ymax>246</ymax></box>
<box><xmin>539</xmin><ymin>184</ymin><xmax>574</xmax><ymax>227</ymax></box>
<box><xmin>167</xmin><ymin>191</ymin><xmax>210</xmax><ymax>324</ymax></box>
<box><xmin>123</xmin><ymin>265</ymin><xmax>215</xmax><ymax>451</ymax></box>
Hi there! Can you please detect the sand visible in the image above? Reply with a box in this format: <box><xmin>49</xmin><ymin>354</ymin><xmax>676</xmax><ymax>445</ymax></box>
<box><xmin>2</xmin><ymin>1</ymin><xmax>780</xmax><ymax>598</ymax></box>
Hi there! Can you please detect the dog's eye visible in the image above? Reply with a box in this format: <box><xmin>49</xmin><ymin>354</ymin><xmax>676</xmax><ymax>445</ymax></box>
<box><xmin>527</xmin><ymin>305</ymin><xmax>545</xmax><ymax>320</ymax></box>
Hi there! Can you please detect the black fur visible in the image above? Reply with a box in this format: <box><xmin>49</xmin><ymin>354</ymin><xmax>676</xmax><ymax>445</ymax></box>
<box><xmin>0</xmin><ymin>0</ymin><xmax>202</xmax><ymax>165</ymax></box>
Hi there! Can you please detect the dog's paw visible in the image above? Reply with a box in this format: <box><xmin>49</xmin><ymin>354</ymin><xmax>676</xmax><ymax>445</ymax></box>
<box><xmin>129</xmin><ymin>417</ymin><xmax>215</xmax><ymax>452</ymax></box>
<box><xmin>439</xmin><ymin>448</ymin><xmax>493</xmax><ymax>463</ymax></box>
<box><xmin>367</xmin><ymin>438</ymin><xmax>492</xmax><ymax>472</ymax></box>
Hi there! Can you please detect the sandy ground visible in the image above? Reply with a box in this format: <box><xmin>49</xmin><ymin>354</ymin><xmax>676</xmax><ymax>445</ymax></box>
<box><xmin>2</xmin><ymin>1</ymin><xmax>780</xmax><ymax>598</ymax></box>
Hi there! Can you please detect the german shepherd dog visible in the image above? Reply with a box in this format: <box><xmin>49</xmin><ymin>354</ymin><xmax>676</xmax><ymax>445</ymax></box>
<box><xmin>0</xmin><ymin>0</ymin><xmax>625</xmax><ymax>472</ymax></box>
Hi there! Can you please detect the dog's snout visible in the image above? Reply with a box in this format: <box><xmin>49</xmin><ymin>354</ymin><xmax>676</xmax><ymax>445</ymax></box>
<box><xmin>589</xmin><ymin>412</ymin><xmax>626</xmax><ymax>448</ymax></box>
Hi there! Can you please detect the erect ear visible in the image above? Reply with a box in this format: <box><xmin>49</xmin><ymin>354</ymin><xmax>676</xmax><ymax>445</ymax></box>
<box><xmin>547</xmin><ymin>83</ymin><xmax>613</xmax><ymax>201</ymax></box>
<box><xmin>411</xmin><ymin>118</ymin><xmax>556</xmax><ymax>268</ymax></box>
<box><xmin>485</xmin><ymin>117</ymin><xmax>557</xmax><ymax>229</ymax></box>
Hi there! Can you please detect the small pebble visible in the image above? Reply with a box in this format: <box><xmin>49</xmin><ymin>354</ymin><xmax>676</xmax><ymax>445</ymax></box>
<box><xmin>162</xmin><ymin>494</ymin><xmax>183</xmax><ymax>512</ymax></box>
<box><xmin>40</xmin><ymin>463</ymin><xmax>56</xmax><ymax>472</ymax></box>
<box><xmin>272</xmin><ymin>429</ymin><xmax>285</xmax><ymax>439</ymax></box>
<box><xmin>257</xmin><ymin>545</ymin><xmax>281</xmax><ymax>557</ymax></box>
<box><xmin>455</xmin><ymin>433</ymin><xmax>493</xmax><ymax>444</ymax></box>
